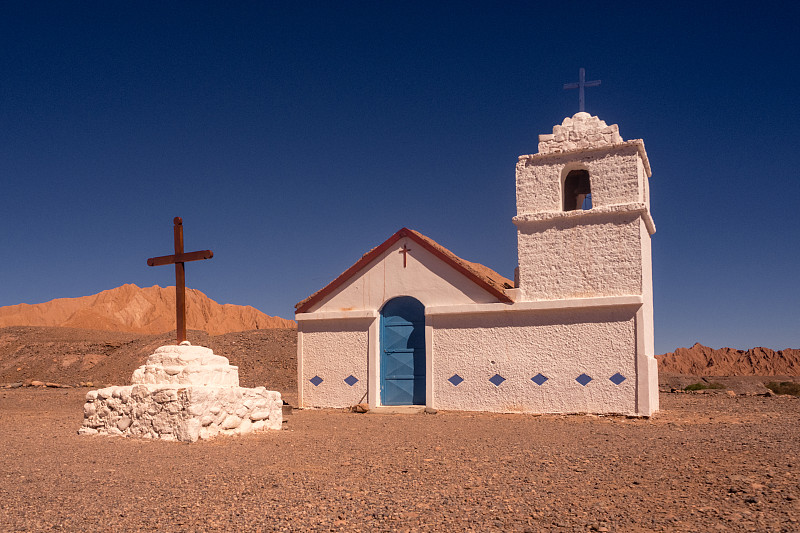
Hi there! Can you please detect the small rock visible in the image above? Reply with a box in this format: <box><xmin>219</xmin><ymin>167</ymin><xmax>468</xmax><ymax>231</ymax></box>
<box><xmin>353</xmin><ymin>403</ymin><xmax>369</xmax><ymax>413</ymax></box>
<box><xmin>220</xmin><ymin>414</ymin><xmax>242</xmax><ymax>430</ymax></box>
<box><xmin>424</xmin><ymin>407</ymin><xmax>438</xmax><ymax>415</ymax></box>
<box><xmin>116</xmin><ymin>417</ymin><xmax>132</xmax><ymax>431</ymax></box>
<box><xmin>30</xmin><ymin>380</ymin><xmax>44</xmax><ymax>387</ymax></box>
<box><xmin>250</xmin><ymin>409</ymin><xmax>272</xmax><ymax>421</ymax></box>
<box><xmin>726</xmin><ymin>390</ymin><xmax>736</xmax><ymax>397</ymax></box>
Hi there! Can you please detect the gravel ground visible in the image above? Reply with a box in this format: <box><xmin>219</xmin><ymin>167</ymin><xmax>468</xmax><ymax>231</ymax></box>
<box><xmin>1</xmin><ymin>389</ymin><xmax>798</xmax><ymax>532</ymax></box>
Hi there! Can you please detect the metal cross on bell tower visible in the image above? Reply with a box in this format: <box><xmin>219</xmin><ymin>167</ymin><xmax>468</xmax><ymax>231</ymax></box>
<box><xmin>563</xmin><ymin>68</ymin><xmax>601</xmax><ymax>113</ymax></box>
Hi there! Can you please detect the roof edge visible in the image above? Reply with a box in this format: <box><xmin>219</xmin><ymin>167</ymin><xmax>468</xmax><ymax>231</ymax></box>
<box><xmin>295</xmin><ymin>228</ymin><xmax>513</xmax><ymax>314</ymax></box>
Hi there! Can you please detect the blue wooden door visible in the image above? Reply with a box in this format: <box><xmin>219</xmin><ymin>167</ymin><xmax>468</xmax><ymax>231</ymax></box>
<box><xmin>380</xmin><ymin>296</ymin><xmax>425</xmax><ymax>405</ymax></box>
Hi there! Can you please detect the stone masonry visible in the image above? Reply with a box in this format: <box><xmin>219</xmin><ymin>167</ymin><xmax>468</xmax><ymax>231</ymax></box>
<box><xmin>79</xmin><ymin>343</ymin><xmax>282</xmax><ymax>442</ymax></box>
<box><xmin>537</xmin><ymin>112</ymin><xmax>623</xmax><ymax>154</ymax></box>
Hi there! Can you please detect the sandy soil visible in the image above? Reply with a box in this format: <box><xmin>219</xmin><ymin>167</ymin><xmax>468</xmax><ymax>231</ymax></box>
<box><xmin>1</xmin><ymin>388</ymin><xmax>798</xmax><ymax>532</ymax></box>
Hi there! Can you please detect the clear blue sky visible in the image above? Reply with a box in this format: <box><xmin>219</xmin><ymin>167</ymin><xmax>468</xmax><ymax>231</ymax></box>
<box><xmin>1</xmin><ymin>2</ymin><xmax>798</xmax><ymax>354</ymax></box>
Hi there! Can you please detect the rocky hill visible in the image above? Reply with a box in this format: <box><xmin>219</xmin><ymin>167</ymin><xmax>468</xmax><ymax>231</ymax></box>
<box><xmin>0</xmin><ymin>326</ymin><xmax>298</xmax><ymax>405</ymax></box>
<box><xmin>0</xmin><ymin>284</ymin><xmax>295</xmax><ymax>335</ymax></box>
<box><xmin>657</xmin><ymin>343</ymin><xmax>800</xmax><ymax>376</ymax></box>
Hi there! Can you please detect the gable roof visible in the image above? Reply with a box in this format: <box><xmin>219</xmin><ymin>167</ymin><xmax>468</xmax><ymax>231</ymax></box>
<box><xmin>295</xmin><ymin>227</ymin><xmax>515</xmax><ymax>313</ymax></box>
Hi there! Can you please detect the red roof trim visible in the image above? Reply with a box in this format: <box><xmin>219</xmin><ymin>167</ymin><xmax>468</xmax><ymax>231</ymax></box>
<box><xmin>295</xmin><ymin>227</ymin><xmax>513</xmax><ymax>314</ymax></box>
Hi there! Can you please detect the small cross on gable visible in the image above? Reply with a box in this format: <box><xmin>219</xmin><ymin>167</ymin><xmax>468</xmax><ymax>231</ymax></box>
<box><xmin>399</xmin><ymin>244</ymin><xmax>411</xmax><ymax>268</ymax></box>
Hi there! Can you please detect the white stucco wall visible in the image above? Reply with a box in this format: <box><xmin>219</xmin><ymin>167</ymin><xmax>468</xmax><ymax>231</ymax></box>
<box><xmin>309</xmin><ymin>237</ymin><xmax>504</xmax><ymax>313</ymax></box>
<box><xmin>429</xmin><ymin>306</ymin><xmax>641</xmax><ymax>415</ymax></box>
<box><xmin>515</xmin><ymin>212</ymin><xmax>643</xmax><ymax>300</ymax></box>
<box><xmin>516</xmin><ymin>146</ymin><xmax>644</xmax><ymax>215</ymax></box>
<box><xmin>298</xmin><ymin>319</ymin><xmax>369</xmax><ymax>408</ymax></box>
<box><xmin>638</xmin><ymin>217</ymin><xmax>659</xmax><ymax>413</ymax></box>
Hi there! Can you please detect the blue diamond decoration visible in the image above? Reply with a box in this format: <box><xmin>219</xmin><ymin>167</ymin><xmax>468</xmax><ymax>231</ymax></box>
<box><xmin>575</xmin><ymin>373</ymin><xmax>593</xmax><ymax>386</ymax></box>
<box><xmin>448</xmin><ymin>374</ymin><xmax>464</xmax><ymax>386</ymax></box>
<box><xmin>309</xmin><ymin>375</ymin><xmax>323</xmax><ymax>387</ymax></box>
<box><xmin>531</xmin><ymin>373</ymin><xmax>549</xmax><ymax>386</ymax></box>
<box><xmin>609</xmin><ymin>372</ymin><xmax>626</xmax><ymax>385</ymax></box>
<box><xmin>344</xmin><ymin>375</ymin><xmax>359</xmax><ymax>386</ymax></box>
<box><xmin>489</xmin><ymin>374</ymin><xmax>505</xmax><ymax>387</ymax></box>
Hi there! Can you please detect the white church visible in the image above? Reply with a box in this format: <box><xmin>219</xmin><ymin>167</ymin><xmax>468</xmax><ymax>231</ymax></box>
<box><xmin>294</xmin><ymin>112</ymin><xmax>658</xmax><ymax>416</ymax></box>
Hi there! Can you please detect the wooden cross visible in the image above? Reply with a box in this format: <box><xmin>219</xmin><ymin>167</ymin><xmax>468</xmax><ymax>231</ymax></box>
<box><xmin>147</xmin><ymin>217</ymin><xmax>213</xmax><ymax>344</ymax></box>
<box><xmin>563</xmin><ymin>67</ymin><xmax>601</xmax><ymax>113</ymax></box>
<box><xmin>399</xmin><ymin>244</ymin><xmax>411</xmax><ymax>268</ymax></box>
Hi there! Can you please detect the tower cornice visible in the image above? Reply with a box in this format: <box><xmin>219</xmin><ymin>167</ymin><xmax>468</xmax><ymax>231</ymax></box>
<box><xmin>513</xmin><ymin>202</ymin><xmax>656</xmax><ymax>235</ymax></box>
<box><xmin>518</xmin><ymin>139</ymin><xmax>651</xmax><ymax>178</ymax></box>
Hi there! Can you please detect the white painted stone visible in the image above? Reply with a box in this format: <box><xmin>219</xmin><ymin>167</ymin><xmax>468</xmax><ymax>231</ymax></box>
<box><xmin>130</xmin><ymin>345</ymin><xmax>239</xmax><ymax>388</ymax></box>
<box><xmin>220</xmin><ymin>414</ymin><xmax>241</xmax><ymax>430</ymax></box>
<box><xmin>237</xmin><ymin>417</ymin><xmax>252</xmax><ymax>434</ymax></box>
<box><xmin>249</xmin><ymin>409</ymin><xmax>271</xmax><ymax>421</ymax></box>
<box><xmin>116</xmin><ymin>416</ymin><xmax>132</xmax><ymax>431</ymax></box>
<box><xmin>96</xmin><ymin>388</ymin><xmax>112</xmax><ymax>400</ymax></box>
<box><xmin>79</xmin><ymin>344</ymin><xmax>282</xmax><ymax>442</ymax></box>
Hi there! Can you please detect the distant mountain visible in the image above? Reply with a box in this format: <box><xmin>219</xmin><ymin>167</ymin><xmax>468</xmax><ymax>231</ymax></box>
<box><xmin>657</xmin><ymin>343</ymin><xmax>800</xmax><ymax>376</ymax></box>
<box><xmin>0</xmin><ymin>284</ymin><xmax>295</xmax><ymax>335</ymax></box>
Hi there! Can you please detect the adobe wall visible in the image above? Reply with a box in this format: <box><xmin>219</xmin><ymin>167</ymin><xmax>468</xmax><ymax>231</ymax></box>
<box><xmin>298</xmin><ymin>319</ymin><xmax>369</xmax><ymax>408</ymax></box>
<box><xmin>516</xmin><ymin>213</ymin><xmax>643</xmax><ymax>300</ymax></box>
<box><xmin>429</xmin><ymin>306</ymin><xmax>643</xmax><ymax>415</ymax></box>
<box><xmin>516</xmin><ymin>145</ymin><xmax>644</xmax><ymax>214</ymax></box>
<box><xmin>296</xmin><ymin>302</ymin><xmax>655</xmax><ymax>416</ymax></box>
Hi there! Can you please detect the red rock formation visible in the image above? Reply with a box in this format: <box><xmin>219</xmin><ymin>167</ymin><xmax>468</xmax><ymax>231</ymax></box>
<box><xmin>657</xmin><ymin>343</ymin><xmax>800</xmax><ymax>376</ymax></box>
<box><xmin>0</xmin><ymin>284</ymin><xmax>295</xmax><ymax>335</ymax></box>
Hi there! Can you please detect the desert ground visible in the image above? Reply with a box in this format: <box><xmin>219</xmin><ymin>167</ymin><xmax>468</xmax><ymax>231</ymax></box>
<box><xmin>1</xmin><ymin>327</ymin><xmax>799</xmax><ymax>531</ymax></box>
<box><xmin>1</xmin><ymin>389</ymin><xmax>799</xmax><ymax>532</ymax></box>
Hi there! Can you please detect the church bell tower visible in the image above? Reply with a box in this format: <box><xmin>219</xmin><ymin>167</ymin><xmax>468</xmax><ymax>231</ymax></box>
<box><xmin>513</xmin><ymin>112</ymin><xmax>658</xmax><ymax>413</ymax></box>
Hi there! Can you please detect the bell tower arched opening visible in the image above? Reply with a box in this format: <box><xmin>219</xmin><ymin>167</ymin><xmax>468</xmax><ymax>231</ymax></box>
<box><xmin>563</xmin><ymin>169</ymin><xmax>592</xmax><ymax>211</ymax></box>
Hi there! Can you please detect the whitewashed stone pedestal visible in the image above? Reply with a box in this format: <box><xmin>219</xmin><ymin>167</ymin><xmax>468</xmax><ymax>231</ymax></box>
<box><xmin>79</xmin><ymin>342</ymin><xmax>282</xmax><ymax>442</ymax></box>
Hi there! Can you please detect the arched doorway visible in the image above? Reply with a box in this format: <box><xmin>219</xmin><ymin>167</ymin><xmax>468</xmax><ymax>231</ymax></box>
<box><xmin>380</xmin><ymin>296</ymin><xmax>426</xmax><ymax>405</ymax></box>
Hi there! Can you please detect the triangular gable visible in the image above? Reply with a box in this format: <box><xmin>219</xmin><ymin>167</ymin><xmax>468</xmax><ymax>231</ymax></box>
<box><xmin>295</xmin><ymin>228</ymin><xmax>514</xmax><ymax>313</ymax></box>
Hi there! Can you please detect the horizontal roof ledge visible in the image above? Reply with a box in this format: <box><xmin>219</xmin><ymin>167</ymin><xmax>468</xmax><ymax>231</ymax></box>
<box><xmin>514</xmin><ymin>202</ymin><xmax>656</xmax><ymax>235</ymax></box>
<box><xmin>426</xmin><ymin>295</ymin><xmax>643</xmax><ymax>316</ymax></box>
<box><xmin>296</xmin><ymin>309</ymin><xmax>378</xmax><ymax>321</ymax></box>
